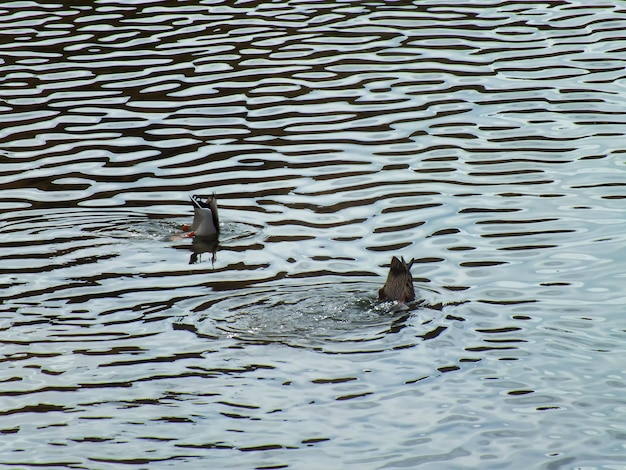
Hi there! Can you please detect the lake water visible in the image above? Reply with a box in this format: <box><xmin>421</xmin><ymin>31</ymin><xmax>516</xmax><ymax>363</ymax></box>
<box><xmin>1</xmin><ymin>0</ymin><xmax>625</xmax><ymax>468</ymax></box>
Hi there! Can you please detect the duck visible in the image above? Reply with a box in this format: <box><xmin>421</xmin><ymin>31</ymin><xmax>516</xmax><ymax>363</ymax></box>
<box><xmin>378</xmin><ymin>256</ymin><xmax>416</xmax><ymax>303</ymax></box>
<box><xmin>183</xmin><ymin>194</ymin><xmax>220</xmax><ymax>238</ymax></box>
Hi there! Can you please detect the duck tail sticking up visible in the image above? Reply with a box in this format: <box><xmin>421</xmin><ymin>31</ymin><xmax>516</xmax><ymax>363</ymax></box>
<box><xmin>188</xmin><ymin>193</ymin><xmax>220</xmax><ymax>237</ymax></box>
<box><xmin>378</xmin><ymin>256</ymin><xmax>416</xmax><ymax>303</ymax></box>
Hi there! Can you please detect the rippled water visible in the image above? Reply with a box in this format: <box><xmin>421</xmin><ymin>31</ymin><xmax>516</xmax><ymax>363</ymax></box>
<box><xmin>1</xmin><ymin>0</ymin><xmax>626</xmax><ymax>468</ymax></box>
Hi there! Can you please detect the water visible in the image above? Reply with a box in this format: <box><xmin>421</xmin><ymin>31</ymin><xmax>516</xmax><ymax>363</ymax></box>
<box><xmin>1</xmin><ymin>0</ymin><xmax>626</xmax><ymax>468</ymax></box>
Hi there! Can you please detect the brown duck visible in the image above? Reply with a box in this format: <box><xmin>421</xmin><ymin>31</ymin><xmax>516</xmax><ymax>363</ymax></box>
<box><xmin>378</xmin><ymin>256</ymin><xmax>416</xmax><ymax>303</ymax></box>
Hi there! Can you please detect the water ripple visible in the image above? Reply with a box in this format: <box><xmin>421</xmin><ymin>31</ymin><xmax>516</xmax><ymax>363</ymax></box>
<box><xmin>1</xmin><ymin>0</ymin><xmax>626</xmax><ymax>468</ymax></box>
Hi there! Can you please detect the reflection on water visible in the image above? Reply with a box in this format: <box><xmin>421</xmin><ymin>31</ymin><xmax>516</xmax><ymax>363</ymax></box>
<box><xmin>1</xmin><ymin>0</ymin><xmax>626</xmax><ymax>468</ymax></box>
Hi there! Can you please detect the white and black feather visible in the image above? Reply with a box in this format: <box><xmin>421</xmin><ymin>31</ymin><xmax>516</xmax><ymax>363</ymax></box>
<box><xmin>189</xmin><ymin>194</ymin><xmax>220</xmax><ymax>237</ymax></box>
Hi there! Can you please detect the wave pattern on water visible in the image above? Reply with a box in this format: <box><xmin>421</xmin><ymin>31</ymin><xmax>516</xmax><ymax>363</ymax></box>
<box><xmin>1</xmin><ymin>1</ymin><xmax>626</xmax><ymax>468</ymax></box>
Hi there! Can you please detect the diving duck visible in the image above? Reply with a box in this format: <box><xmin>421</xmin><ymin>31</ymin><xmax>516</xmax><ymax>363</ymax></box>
<box><xmin>378</xmin><ymin>256</ymin><xmax>416</xmax><ymax>303</ymax></box>
<box><xmin>183</xmin><ymin>194</ymin><xmax>220</xmax><ymax>237</ymax></box>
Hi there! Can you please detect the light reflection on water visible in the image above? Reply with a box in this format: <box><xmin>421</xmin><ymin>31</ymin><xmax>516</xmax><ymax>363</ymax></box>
<box><xmin>1</xmin><ymin>0</ymin><xmax>626</xmax><ymax>468</ymax></box>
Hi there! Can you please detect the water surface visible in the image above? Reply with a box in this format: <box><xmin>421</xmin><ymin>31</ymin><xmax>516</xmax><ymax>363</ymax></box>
<box><xmin>1</xmin><ymin>0</ymin><xmax>626</xmax><ymax>468</ymax></box>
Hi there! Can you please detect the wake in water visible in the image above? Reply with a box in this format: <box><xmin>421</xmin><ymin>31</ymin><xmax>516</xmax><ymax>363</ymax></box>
<box><xmin>174</xmin><ymin>278</ymin><xmax>466</xmax><ymax>353</ymax></box>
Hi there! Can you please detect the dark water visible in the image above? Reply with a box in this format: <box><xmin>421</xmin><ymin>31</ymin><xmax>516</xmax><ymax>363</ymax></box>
<box><xmin>1</xmin><ymin>0</ymin><xmax>626</xmax><ymax>468</ymax></box>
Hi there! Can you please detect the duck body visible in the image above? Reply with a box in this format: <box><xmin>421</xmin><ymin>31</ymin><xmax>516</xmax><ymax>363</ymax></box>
<box><xmin>188</xmin><ymin>194</ymin><xmax>220</xmax><ymax>237</ymax></box>
<box><xmin>378</xmin><ymin>256</ymin><xmax>416</xmax><ymax>303</ymax></box>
